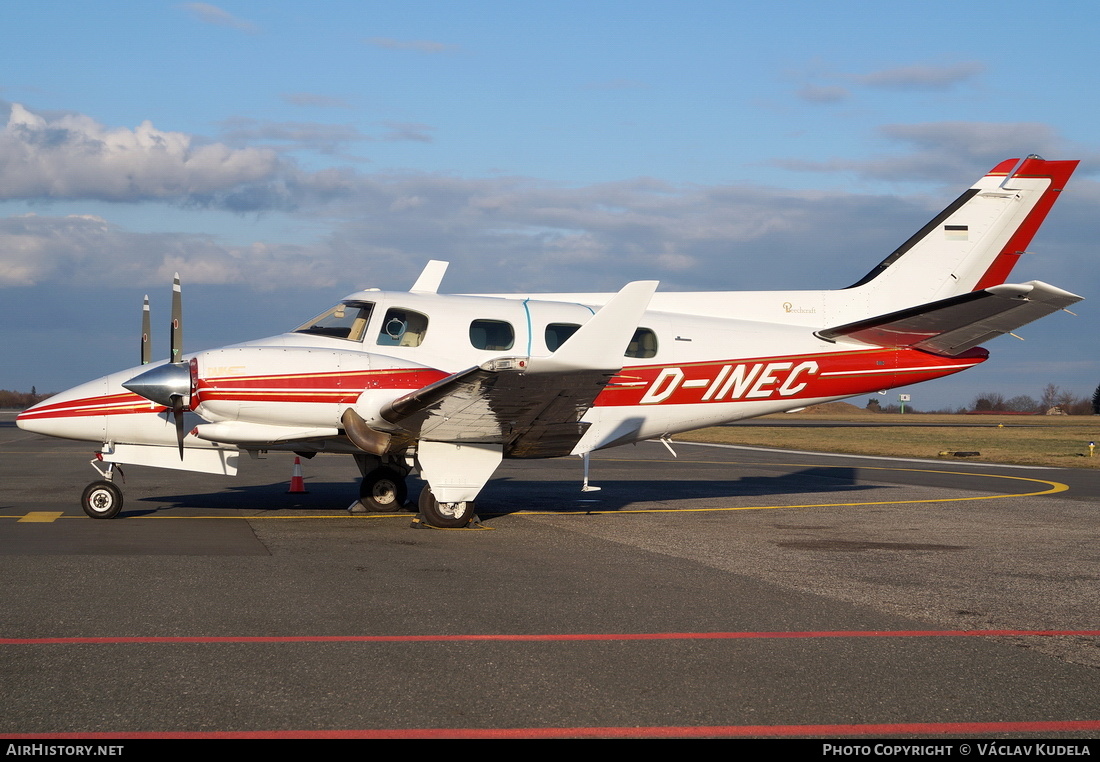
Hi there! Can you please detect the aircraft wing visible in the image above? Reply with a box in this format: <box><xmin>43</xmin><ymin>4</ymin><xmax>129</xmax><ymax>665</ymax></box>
<box><xmin>369</xmin><ymin>280</ymin><xmax>659</xmax><ymax>458</ymax></box>
<box><xmin>377</xmin><ymin>361</ymin><xmax>609</xmax><ymax>457</ymax></box>
<box><xmin>816</xmin><ymin>281</ymin><xmax>1082</xmax><ymax>356</ymax></box>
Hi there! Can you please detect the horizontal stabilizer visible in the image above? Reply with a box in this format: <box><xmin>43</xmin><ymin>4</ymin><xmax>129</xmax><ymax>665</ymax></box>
<box><xmin>817</xmin><ymin>281</ymin><xmax>1082</xmax><ymax>356</ymax></box>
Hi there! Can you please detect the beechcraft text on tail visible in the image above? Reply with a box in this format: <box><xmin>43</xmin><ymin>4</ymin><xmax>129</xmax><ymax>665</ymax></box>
<box><xmin>18</xmin><ymin>156</ymin><xmax>1082</xmax><ymax>528</ymax></box>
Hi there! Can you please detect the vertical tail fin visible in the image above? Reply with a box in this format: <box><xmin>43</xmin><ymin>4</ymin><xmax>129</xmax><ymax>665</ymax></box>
<box><xmin>847</xmin><ymin>156</ymin><xmax>1078</xmax><ymax>312</ymax></box>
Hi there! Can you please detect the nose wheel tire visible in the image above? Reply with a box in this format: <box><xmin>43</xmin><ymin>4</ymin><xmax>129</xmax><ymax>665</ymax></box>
<box><xmin>418</xmin><ymin>486</ymin><xmax>476</xmax><ymax>528</ymax></box>
<box><xmin>359</xmin><ymin>467</ymin><xmax>408</xmax><ymax>512</ymax></box>
<box><xmin>81</xmin><ymin>481</ymin><xmax>123</xmax><ymax>519</ymax></box>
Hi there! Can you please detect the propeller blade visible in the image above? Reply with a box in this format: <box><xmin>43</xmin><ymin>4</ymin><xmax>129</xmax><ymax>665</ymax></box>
<box><xmin>171</xmin><ymin>394</ymin><xmax>185</xmax><ymax>460</ymax></box>
<box><xmin>141</xmin><ymin>295</ymin><xmax>151</xmax><ymax>365</ymax></box>
<box><xmin>170</xmin><ymin>272</ymin><xmax>183</xmax><ymax>364</ymax></box>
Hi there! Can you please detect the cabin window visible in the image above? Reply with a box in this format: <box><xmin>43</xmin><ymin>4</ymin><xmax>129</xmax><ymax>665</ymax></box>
<box><xmin>469</xmin><ymin>320</ymin><xmax>515</xmax><ymax>351</ymax></box>
<box><xmin>625</xmin><ymin>328</ymin><xmax>658</xmax><ymax>359</ymax></box>
<box><xmin>293</xmin><ymin>301</ymin><xmax>374</xmax><ymax>342</ymax></box>
<box><xmin>545</xmin><ymin>323</ymin><xmax>580</xmax><ymax>352</ymax></box>
<box><xmin>376</xmin><ymin>308</ymin><xmax>429</xmax><ymax>347</ymax></box>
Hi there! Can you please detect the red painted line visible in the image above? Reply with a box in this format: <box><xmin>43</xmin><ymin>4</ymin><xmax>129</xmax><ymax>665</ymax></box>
<box><xmin>3</xmin><ymin>629</ymin><xmax>1098</xmax><ymax>645</ymax></box>
<box><xmin>8</xmin><ymin>719</ymin><xmax>1100</xmax><ymax>738</ymax></box>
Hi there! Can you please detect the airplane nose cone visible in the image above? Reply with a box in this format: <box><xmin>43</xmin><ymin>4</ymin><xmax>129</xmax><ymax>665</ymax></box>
<box><xmin>15</xmin><ymin>400</ymin><xmax>50</xmax><ymax>434</ymax></box>
<box><xmin>122</xmin><ymin>362</ymin><xmax>191</xmax><ymax>407</ymax></box>
<box><xmin>15</xmin><ymin>377</ymin><xmax>109</xmax><ymax>442</ymax></box>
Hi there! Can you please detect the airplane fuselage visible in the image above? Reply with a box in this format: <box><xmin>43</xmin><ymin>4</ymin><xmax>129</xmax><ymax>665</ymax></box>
<box><xmin>18</xmin><ymin>288</ymin><xmax>984</xmax><ymax>463</ymax></box>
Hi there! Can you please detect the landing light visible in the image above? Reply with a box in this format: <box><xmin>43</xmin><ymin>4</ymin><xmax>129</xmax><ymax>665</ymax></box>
<box><xmin>481</xmin><ymin>357</ymin><xmax>528</xmax><ymax>372</ymax></box>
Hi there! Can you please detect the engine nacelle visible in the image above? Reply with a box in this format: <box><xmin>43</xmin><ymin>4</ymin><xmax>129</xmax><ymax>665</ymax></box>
<box><xmin>190</xmin><ymin>345</ymin><xmax>447</xmax><ymax>429</ymax></box>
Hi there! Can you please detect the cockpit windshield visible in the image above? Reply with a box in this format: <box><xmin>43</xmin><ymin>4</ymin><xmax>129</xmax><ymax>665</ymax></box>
<box><xmin>293</xmin><ymin>301</ymin><xmax>374</xmax><ymax>342</ymax></box>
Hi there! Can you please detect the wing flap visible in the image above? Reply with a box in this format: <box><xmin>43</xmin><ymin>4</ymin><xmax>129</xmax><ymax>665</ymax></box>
<box><xmin>817</xmin><ymin>281</ymin><xmax>1081</xmax><ymax>356</ymax></box>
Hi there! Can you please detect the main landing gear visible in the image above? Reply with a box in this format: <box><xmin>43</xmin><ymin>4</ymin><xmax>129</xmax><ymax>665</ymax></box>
<box><xmin>351</xmin><ymin>453</ymin><xmax>479</xmax><ymax>528</ymax></box>
<box><xmin>358</xmin><ymin>466</ymin><xmax>408</xmax><ymax>512</ymax></box>
<box><xmin>417</xmin><ymin>486</ymin><xmax>476</xmax><ymax>529</ymax></box>
<box><xmin>351</xmin><ymin>454</ymin><xmax>414</xmax><ymax>514</ymax></box>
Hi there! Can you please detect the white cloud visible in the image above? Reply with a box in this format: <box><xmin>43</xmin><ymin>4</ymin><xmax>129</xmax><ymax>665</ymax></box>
<box><xmin>792</xmin><ymin>59</ymin><xmax>983</xmax><ymax>106</ymax></box>
<box><xmin>280</xmin><ymin>92</ymin><xmax>352</xmax><ymax>109</ymax></box>
<box><xmin>218</xmin><ymin>116</ymin><xmax>369</xmax><ymax>155</ymax></box>
<box><xmin>180</xmin><ymin>3</ymin><xmax>258</xmax><ymax>34</ymax></box>
<box><xmin>856</xmin><ymin>61</ymin><xmax>985</xmax><ymax>90</ymax></box>
<box><xmin>0</xmin><ymin>213</ymin><xmax>331</xmax><ymax>289</ymax></box>
<box><xmin>12</xmin><ymin>163</ymin><xmax>1036</xmax><ymax>295</ymax></box>
<box><xmin>796</xmin><ymin>85</ymin><xmax>850</xmax><ymax>104</ymax></box>
<box><xmin>378</xmin><ymin>122</ymin><xmax>435</xmax><ymax>143</ymax></box>
<box><xmin>1</xmin><ymin>105</ymin><xmax>1090</xmax><ymax>303</ymax></box>
<box><xmin>0</xmin><ymin>103</ymin><xmax>284</xmax><ymax>206</ymax></box>
<box><xmin>365</xmin><ymin>37</ymin><xmax>458</xmax><ymax>54</ymax></box>
<box><xmin>771</xmin><ymin>121</ymin><xmax>1085</xmax><ymax>183</ymax></box>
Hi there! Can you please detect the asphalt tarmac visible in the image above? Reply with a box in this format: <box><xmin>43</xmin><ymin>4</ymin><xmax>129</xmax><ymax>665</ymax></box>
<box><xmin>2</xmin><ymin>412</ymin><xmax>1098</xmax><ymax>739</ymax></box>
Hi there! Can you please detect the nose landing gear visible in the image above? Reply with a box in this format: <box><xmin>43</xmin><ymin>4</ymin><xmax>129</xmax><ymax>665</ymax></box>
<box><xmin>82</xmin><ymin>457</ymin><xmax>125</xmax><ymax>519</ymax></box>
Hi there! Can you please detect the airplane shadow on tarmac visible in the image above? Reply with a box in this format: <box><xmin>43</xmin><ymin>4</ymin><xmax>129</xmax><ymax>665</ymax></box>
<box><xmin>128</xmin><ymin>466</ymin><xmax>883</xmax><ymax>519</ymax></box>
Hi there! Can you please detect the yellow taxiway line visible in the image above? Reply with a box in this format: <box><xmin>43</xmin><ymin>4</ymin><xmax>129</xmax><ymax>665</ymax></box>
<box><xmin>1</xmin><ymin>460</ymin><xmax>1067</xmax><ymax>522</ymax></box>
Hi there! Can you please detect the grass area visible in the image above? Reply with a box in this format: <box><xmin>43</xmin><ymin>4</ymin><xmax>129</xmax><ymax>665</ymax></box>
<box><xmin>675</xmin><ymin>413</ymin><xmax>1100</xmax><ymax>469</ymax></box>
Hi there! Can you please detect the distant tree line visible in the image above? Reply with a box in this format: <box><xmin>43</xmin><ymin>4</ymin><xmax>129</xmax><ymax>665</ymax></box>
<box><xmin>969</xmin><ymin>383</ymin><xmax>1095</xmax><ymax>415</ymax></box>
<box><xmin>0</xmin><ymin>388</ymin><xmax>50</xmax><ymax>409</ymax></box>
<box><xmin>865</xmin><ymin>383</ymin><xmax>1100</xmax><ymax>415</ymax></box>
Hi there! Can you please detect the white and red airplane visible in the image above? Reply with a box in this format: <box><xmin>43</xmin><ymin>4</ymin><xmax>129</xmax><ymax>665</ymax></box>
<box><xmin>17</xmin><ymin>156</ymin><xmax>1082</xmax><ymax>527</ymax></box>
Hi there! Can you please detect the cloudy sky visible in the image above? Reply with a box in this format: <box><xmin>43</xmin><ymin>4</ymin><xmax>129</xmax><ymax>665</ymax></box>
<box><xmin>2</xmin><ymin>0</ymin><xmax>1097</xmax><ymax>409</ymax></box>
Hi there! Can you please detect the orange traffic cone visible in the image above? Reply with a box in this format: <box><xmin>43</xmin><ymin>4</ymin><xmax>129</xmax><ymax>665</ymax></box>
<box><xmin>287</xmin><ymin>456</ymin><xmax>308</xmax><ymax>494</ymax></box>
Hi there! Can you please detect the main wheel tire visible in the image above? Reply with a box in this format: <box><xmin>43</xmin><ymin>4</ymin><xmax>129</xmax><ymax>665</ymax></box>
<box><xmin>359</xmin><ymin>467</ymin><xmax>408</xmax><ymax>512</ymax></box>
<box><xmin>418</xmin><ymin>486</ymin><xmax>475</xmax><ymax>528</ymax></box>
<box><xmin>81</xmin><ymin>481</ymin><xmax>123</xmax><ymax>519</ymax></box>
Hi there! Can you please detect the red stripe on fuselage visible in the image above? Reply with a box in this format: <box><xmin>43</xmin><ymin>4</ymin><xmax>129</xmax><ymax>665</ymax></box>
<box><xmin>595</xmin><ymin>347</ymin><xmax>987</xmax><ymax>407</ymax></box>
<box><xmin>17</xmin><ymin>368</ymin><xmax>450</xmax><ymax>422</ymax></box>
<box><xmin>16</xmin><ymin>392</ymin><xmax>164</xmax><ymax>421</ymax></box>
<box><xmin>193</xmin><ymin>368</ymin><xmax>448</xmax><ymax>408</ymax></box>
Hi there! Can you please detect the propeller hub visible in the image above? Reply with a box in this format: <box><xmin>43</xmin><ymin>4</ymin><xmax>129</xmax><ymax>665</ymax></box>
<box><xmin>122</xmin><ymin>362</ymin><xmax>191</xmax><ymax>407</ymax></box>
